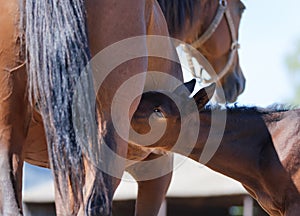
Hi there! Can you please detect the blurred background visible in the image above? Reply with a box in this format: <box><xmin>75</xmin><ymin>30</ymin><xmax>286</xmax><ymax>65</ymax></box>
<box><xmin>23</xmin><ymin>1</ymin><xmax>300</xmax><ymax>215</ymax></box>
<box><xmin>238</xmin><ymin>0</ymin><xmax>300</xmax><ymax>106</ymax></box>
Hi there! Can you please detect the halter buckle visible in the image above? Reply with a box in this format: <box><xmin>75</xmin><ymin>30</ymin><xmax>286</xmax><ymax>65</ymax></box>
<box><xmin>219</xmin><ymin>0</ymin><xmax>228</xmax><ymax>8</ymax></box>
<box><xmin>231</xmin><ymin>41</ymin><xmax>240</xmax><ymax>50</ymax></box>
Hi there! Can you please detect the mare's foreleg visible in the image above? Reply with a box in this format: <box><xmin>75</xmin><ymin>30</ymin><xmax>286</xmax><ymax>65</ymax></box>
<box><xmin>86</xmin><ymin>0</ymin><xmax>148</xmax><ymax>211</ymax></box>
<box><xmin>127</xmin><ymin>153</ymin><xmax>173</xmax><ymax>216</ymax></box>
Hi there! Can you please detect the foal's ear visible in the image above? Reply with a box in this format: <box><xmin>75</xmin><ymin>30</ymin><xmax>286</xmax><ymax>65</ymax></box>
<box><xmin>173</xmin><ymin>79</ymin><xmax>196</xmax><ymax>96</ymax></box>
<box><xmin>193</xmin><ymin>83</ymin><xmax>216</xmax><ymax>109</ymax></box>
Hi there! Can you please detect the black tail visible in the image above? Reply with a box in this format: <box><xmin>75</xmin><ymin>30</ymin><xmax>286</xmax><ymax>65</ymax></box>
<box><xmin>23</xmin><ymin>0</ymin><xmax>110</xmax><ymax>214</ymax></box>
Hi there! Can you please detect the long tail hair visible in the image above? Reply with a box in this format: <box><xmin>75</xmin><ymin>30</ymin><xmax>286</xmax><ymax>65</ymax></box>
<box><xmin>22</xmin><ymin>0</ymin><xmax>110</xmax><ymax>214</ymax></box>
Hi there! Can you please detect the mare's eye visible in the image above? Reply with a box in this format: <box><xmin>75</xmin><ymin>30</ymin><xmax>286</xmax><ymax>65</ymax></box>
<box><xmin>153</xmin><ymin>108</ymin><xmax>165</xmax><ymax>118</ymax></box>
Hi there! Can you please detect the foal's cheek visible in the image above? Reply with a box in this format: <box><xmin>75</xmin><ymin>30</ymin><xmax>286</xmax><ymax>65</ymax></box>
<box><xmin>131</xmin><ymin>119</ymin><xmax>151</xmax><ymax>134</ymax></box>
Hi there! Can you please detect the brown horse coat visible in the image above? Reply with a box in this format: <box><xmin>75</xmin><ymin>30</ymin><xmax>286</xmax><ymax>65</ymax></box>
<box><xmin>0</xmin><ymin>0</ymin><xmax>150</xmax><ymax>215</ymax></box>
<box><xmin>131</xmin><ymin>82</ymin><xmax>300</xmax><ymax>216</ymax></box>
<box><xmin>23</xmin><ymin>0</ymin><xmax>181</xmax><ymax>215</ymax></box>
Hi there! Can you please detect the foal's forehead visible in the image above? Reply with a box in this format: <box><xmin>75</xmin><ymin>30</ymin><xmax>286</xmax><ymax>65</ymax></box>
<box><xmin>141</xmin><ymin>91</ymin><xmax>176</xmax><ymax>103</ymax></box>
<box><xmin>139</xmin><ymin>91</ymin><xmax>186</xmax><ymax>112</ymax></box>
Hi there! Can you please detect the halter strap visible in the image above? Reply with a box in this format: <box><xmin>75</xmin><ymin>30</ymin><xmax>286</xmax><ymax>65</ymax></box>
<box><xmin>191</xmin><ymin>0</ymin><xmax>227</xmax><ymax>48</ymax></box>
<box><xmin>184</xmin><ymin>0</ymin><xmax>240</xmax><ymax>83</ymax></box>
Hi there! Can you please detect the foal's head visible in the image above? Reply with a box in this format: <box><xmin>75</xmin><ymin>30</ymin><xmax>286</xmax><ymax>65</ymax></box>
<box><xmin>130</xmin><ymin>80</ymin><xmax>215</xmax><ymax>149</ymax></box>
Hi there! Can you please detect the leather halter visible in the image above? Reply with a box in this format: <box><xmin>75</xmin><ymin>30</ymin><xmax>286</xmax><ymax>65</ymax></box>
<box><xmin>183</xmin><ymin>0</ymin><xmax>240</xmax><ymax>83</ymax></box>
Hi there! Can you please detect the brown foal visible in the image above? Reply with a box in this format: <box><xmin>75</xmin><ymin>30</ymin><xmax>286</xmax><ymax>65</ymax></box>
<box><xmin>130</xmin><ymin>80</ymin><xmax>300</xmax><ymax>216</ymax></box>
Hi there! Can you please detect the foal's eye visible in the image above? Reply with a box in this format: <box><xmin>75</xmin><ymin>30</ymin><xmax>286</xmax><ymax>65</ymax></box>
<box><xmin>153</xmin><ymin>108</ymin><xmax>165</xmax><ymax>118</ymax></box>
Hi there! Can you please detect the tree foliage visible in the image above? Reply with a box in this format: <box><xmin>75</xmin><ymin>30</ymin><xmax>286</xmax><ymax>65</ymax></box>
<box><xmin>286</xmin><ymin>40</ymin><xmax>300</xmax><ymax>104</ymax></box>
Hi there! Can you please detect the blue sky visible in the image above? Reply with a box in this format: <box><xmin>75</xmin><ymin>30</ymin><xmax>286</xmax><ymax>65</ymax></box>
<box><xmin>236</xmin><ymin>0</ymin><xmax>300</xmax><ymax>106</ymax></box>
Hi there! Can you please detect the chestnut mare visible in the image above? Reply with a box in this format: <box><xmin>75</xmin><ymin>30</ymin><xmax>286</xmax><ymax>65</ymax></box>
<box><xmin>0</xmin><ymin>0</ymin><xmax>183</xmax><ymax>215</ymax></box>
<box><xmin>131</xmin><ymin>81</ymin><xmax>300</xmax><ymax>216</ymax></box>
<box><xmin>157</xmin><ymin>0</ymin><xmax>246</xmax><ymax>102</ymax></box>
<box><xmin>20</xmin><ymin>1</ymin><xmax>246</xmax><ymax>216</ymax></box>
<box><xmin>0</xmin><ymin>0</ymin><xmax>244</xmax><ymax>216</ymax></box>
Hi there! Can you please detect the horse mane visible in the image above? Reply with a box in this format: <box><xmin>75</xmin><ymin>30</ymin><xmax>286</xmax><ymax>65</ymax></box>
<box><xmin>22</xmin><ymin>0</ymin><xmax>109</xmax><ymax>214</ymax></box>
<box><xmin>201</xmin><ymin>103</ymin><xmax>294</xmax><ymax>125</ymax></box>
<box><xmin>204</xmin><ymin>103</ymin><xmax>293</xmax><ymax>114</ymax></box>
<box><xmin>157</xmin><ymin>0</ymin><xmax>196</xmax><ymax>35</ymax></box>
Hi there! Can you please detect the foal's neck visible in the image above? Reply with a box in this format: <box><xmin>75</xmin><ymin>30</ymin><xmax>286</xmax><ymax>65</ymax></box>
<box><xmin>183</xmin><ymin>107</ymin><xmax>288</xmax><ymax>184</ymax></box>
<box><xmin>174</xmin><ymin>107</ymin><xmax>300</xmax><ymax>215</ymax></box>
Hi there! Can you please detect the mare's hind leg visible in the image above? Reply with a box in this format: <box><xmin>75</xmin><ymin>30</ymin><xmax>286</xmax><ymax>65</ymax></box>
<box><xmin>85</xmin><ymin>0</ymin><xmax>148</xmax><ymax>211</ymax></box>
<box><xmin>127</xmin><ymin>153</ymin><xmax>173</xmax><ymax>216</ymax></box>
<box><xmin>0</xmin><ymin>1</ymin><xmax>29</xmax><ymax>214</ymax></box>
<box><xmin>0</xmin><ymin>65</ymin><xmax>28</xmax><ymax>215</ymax></box>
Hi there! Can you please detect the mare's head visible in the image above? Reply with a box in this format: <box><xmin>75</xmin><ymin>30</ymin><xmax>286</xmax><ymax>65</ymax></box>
<box><xmin>130</xmin><ymin>80</ymin><xmax>215</xmax><ymax>150</ymax></box>
<box><xmin>198</xmin><ymin>0</ymin><xmax>246</xmax><ymax>102</ymax></box>
<box><xmin>158</xmin><ymin>0</ymin><xmax>246</xmax><ymax>102</ymax></box>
